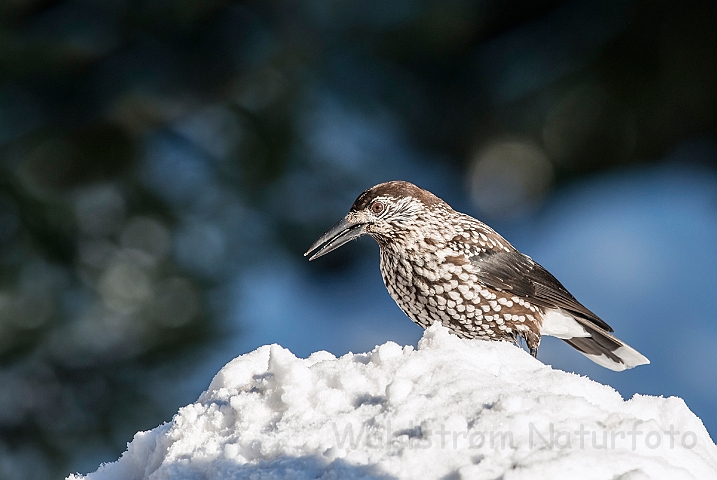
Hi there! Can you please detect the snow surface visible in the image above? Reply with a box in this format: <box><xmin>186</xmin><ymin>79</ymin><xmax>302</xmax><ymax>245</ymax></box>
<box><xmin>69</xmin><ymin>324</ymin><xmax>717</xmax><ymax>480</ymax></box>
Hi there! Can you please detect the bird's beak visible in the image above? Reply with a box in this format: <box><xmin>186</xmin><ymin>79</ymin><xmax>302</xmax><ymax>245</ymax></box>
<box><xmin>304</xmin><ymin>216</ymin><xmax>367</xmax><ymax>261</ymax></box>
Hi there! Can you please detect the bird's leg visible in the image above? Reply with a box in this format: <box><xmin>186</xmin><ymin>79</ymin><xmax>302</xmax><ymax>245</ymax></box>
<box><xmin>524</xmin><ymin>331</ymin><xmax>540</xmax><ymax>358</ymax></box>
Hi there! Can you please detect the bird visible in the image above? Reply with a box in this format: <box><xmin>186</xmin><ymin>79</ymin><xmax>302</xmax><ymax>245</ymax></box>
<box><xmin>304</xmin><ymin>180</ymin><xmax>649</xmax><ymax>371</ymax></box>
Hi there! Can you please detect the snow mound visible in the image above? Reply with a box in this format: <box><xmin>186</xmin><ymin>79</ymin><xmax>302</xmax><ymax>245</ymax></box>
<box><xmin>69</xmin><ymin>324</ymin><xmax>717</xmax><ymax>480</ymax></box>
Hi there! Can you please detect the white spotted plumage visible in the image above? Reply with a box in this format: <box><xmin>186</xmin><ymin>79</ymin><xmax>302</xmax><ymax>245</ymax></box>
<box><xmin>306</xmin><ymin>181</ymin><xmax>650</xmax><ymax>371</ymax></box>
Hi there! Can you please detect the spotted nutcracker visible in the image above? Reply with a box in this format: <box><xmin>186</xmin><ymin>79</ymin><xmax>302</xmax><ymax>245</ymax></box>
<box><xmin>305</xmin><ymin>181</ymin><xmax>649</xmax><ymax>371</ymax></box>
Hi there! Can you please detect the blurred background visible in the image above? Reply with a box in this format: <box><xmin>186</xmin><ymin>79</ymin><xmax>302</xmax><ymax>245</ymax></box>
<box><xmin>1</xmin><ymin>0</ymin><xmax>716</xmax><ymax>477</ymax></box>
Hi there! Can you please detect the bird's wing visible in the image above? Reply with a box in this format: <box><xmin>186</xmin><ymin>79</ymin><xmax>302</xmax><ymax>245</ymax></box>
<box><xmin>469</xmin><ymin>250</ymin><xmax>613</xmax><ymax>332</ymax></box>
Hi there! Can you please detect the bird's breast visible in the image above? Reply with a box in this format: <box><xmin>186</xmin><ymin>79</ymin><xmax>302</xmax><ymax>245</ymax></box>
<box><xmin>377</xmin><ymin>244</ymin><xmax>541</xmax><ymax>342</ymax></box>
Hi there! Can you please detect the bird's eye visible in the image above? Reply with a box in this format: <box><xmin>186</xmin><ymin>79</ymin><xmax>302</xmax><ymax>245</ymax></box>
<box><xmin>371</xmin><ymin>201</ymin><xmax>385</xmax><ymax>215</ymax></box>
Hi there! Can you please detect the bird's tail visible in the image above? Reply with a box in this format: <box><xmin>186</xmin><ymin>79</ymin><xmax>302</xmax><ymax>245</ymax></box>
<box><xmin>541</xmin><ymin>309</ymin><xmax>649</xmax><ymax>371</ymax></box>
<box><xmin>562</xmin><ymin>318</ymin><xmax>649</xmax><ymax>371</ymax></box>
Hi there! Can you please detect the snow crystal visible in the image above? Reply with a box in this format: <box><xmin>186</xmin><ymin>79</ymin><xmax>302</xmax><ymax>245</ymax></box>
<box><xmin>69</xmin><ymin>324</ymin><xmax>717</xmax><ymax>480</ymax></box>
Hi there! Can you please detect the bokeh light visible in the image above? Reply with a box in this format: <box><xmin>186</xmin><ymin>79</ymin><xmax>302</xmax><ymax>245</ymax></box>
<box><xmin>469</xmin><ymin>138</ymin><xmax>554</xmax><ymax>217</ymax></box>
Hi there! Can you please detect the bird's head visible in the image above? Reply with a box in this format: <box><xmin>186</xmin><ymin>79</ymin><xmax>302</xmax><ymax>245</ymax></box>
<box><xmin>305</xmin><ymin>181</ymin><xmax>447</xmax><ymax>260</ymax></box>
